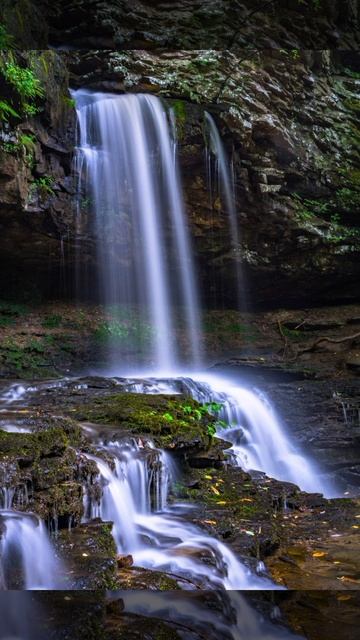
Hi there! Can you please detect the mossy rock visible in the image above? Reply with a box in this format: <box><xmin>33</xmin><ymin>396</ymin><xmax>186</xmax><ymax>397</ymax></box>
<box><xmin>0</xmin><ymin>427</ymin><xmax>69</xmax><ymax>463</ymax></box>
<box><xmin>73</xmin><ymin>393</ymin><xmax>216</xmax><ymax>452</ymax></box>
<box><xmin>0</xmin><ymin>419</ymin><xmax>84</xmax><ymax>464</ymax></box>
<box><xmin>32</xmin><ymin>481</ymin><xmax>83</xmax><ymax>523</ymax></box>
<box><xmin>116</xmin><ymin>566</ymin><xmax>181</xmax><ymax>591</ymax></box>
<box><xmin>57</xmin><ymin>520</ymin><xmax>120</xmax><ymax>590</ymax></box>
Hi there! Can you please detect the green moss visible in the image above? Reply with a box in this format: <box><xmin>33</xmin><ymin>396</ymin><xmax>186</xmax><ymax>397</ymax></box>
<box><xmin>344</xmin><ymin>97</ymin><xmax>360</xmax><ymax>112</ymax></box>
<box><xmin>73</xmin><ymin>393</ymin><xmax>216</xmax><ymax>450</ymax></box>
<box><xmin>0</xmin><ymin>419</ymin><xmax>83</xmax><ymax>462</ymax></box>
<box><xmin>171</xmin><ymin>99</ymin><xmax>187</xmax><ymax>139</ymax></box>
<box><xmin>0</xmin><ymin>334</ymin><xmax>58</xmax><ymax>378</ymax></box>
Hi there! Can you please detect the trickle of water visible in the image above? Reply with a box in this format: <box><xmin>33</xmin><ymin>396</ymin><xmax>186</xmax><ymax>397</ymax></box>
<box><xmin>72</xmin><ymin>90</ymin><xmax>202</xmax><ymax>370</ymax></box>
<box><xmin>0</xmin><ymin>510</ymin><xmax>62</xmax><ymax>590</ymax></box>
<box><xmin>0</xmin><ymin>385</ymin><xmax>27</xmax><ymax>405</ymax></box>
<box><xmin>204</xmin><ymin>112</ymin><xmax>246</xmax><ymax>310</ymax></box>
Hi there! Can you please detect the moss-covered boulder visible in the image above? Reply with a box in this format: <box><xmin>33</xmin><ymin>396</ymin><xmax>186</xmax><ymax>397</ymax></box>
<box><xmin>73</xmin><ymin>393</ymin><xmax>217</xmax><ymax>453</ymax></box>
<box><xmin>0</xmin><ymin>419</ymin><xmax>89</xmax><ymax>525</ymax></box>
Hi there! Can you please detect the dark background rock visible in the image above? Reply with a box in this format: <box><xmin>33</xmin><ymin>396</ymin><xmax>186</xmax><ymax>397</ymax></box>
<box><xmin>0</xmin><ymin>48</ymin><xmax>359</xmax><ymax>309</ymax></box>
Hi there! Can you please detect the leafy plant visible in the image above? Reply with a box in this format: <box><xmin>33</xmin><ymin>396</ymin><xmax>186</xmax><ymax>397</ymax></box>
<box><xmin>2</xmin><ymin>62</ymin><xmax>44</xmax><ymax>100</ymax></box>
<box><xmin>0</xmin><ymin>99</ymin><xmax>20</xmax><ymax>122</ymax></box>
<box><xmin>0</xmin><ymin>54</ymin><xmax>45</xmax><ymax>119</ymax></box>
<box><xmin>30</xmin><ymin>175</ymin><xmax>55</xmax><ymax>200</ymax></box>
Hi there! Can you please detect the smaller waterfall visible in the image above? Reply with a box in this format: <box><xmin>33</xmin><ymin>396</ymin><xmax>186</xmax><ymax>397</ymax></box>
<box><xmin>0</xmin><ymin>510</ymin><xmax>62</xmax><ymax>590</ymax></box>
<box><xmin>205</xmin><ymin>112</ymin><xmax>246</xmax><ymax>310</ymax></box>
<box><xmin>125</xmin><ymin>373</ymin><xmax>332</xmax><ymax>496</ymax></box>
<box><xmin>85</xmin><ymin>440</ymin><xmax>276</xmax><ymax>590</ymax></box>
<box><xmin>179</xmin><ymin>373</ymin><xmax>331</xmax><ymax>495</ymax></box>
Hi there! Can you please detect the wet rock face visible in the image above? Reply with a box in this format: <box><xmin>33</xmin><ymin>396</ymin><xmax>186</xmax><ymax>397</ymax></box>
<box><xmin>0</xmin><ymin>48</ymin><xmax>359</xmax><ymax>307</ymax></box>
<box><xmin>3</xmin><ymin>1</ymin><xmax>359</xmax><ymax>49</ymax></box>
<box><xmin>263</xmin><ymin>379</ymin><xmax>360</xmax><ymax>492</ymax></box>
<box><xmin>69</xmin><ymin>48</ymin><xmax>360</xmax><ymax>308</ymax></box>
<box><xmin>0</xmin><ymin>50</ymin><xmax>77</xmax><ymax>299</ymax></box>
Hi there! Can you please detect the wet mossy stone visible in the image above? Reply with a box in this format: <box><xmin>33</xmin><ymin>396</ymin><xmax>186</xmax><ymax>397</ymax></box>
<box><xmin>57</xmin><ymin>521</ymin><xmax>120</xmax><ymax>590</ymax></box>
<box><xmin>73</xmin><ymin>393</ymin><xmax>216</xmax><ymax>452</ymax></box>
<box><xmin>0</xmin><ymin>420</ymin><xmax>83</xmax><ymax>465</ymax></box>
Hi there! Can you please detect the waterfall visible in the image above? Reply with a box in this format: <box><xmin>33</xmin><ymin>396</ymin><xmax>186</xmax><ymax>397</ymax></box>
<box><xmin>85</xmin><ymin>441</ymin><xmax>277</xmax><ymax>590</ymax></box>
<box><xmin>182</xmin><ymin>373</ymin><xmax>329</xmax><ymax>494</ymax></box>
<box><xmin>72</xmin><ymin>90</ymin><xmax>201</xmax><ymax>371</ymax></box>
<box><xmin>205</xmin><ymin>112</ymin><xmax>246</xmax><ymax>310</ymax></box>
<box><xmin>0</xmin><ymin>510</ymin><xmax>62</xmax><ymax>589</ymax></box>
<box><xmin>125</xmin><ymin>374</ymin><xmax>332</xmax><ymax>496</ymax></box>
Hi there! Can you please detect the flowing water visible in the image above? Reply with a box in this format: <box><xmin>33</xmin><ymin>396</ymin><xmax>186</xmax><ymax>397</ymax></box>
<box><xmin>205</xmin><ymin>111</ymin><xmax>246</xmax><ymax>310</ymax></box>
<box><xmin>84</xmin><ymin>439</ymin><xmax>276</xmax><ymax>590</ymax></box>
<box><xmin>72</xmin><ymin>90</ymin><xmax>201</xmax><ymax>370</ymax></box>
<box><xmin>123</xmin><ymin>373</ymin><xmax>333</xmax><ymax>496</ymax></box>
<box><xmin>0</xmin><ymin>510</ymin><xmax>61</xmax><ymax>590</ymax></box>
<box><xmin>0</xmin><ymin>91</ymin><xmax>340</xmax><ymax>603</ymax></box>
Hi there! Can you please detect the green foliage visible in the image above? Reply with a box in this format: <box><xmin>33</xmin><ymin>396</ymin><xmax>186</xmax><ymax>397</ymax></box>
<box><xmin>344</xmin><ymin>97</ymin><xmax>360</xmax><ymax>112</ymax></box>
<box><xmin>171</xmin><ymin>100</ymin><xmax>186</xmax><ymax>139</ymax></box>
<box><xmin>0</xmin><ymin>300</ymin><xmax>28</xmax><ymax>317</ymax></box>
<box><xmin>1</xmin><ymin>133</ymin><xmax>36</xmax><ymax>166</ymax></box>
<box><xmin>0</xmin><ymin>338</ymin><xmax>49</xmax><ymax>377</ymax></box>
<box><xmin>0</xmin><ymin>316</ymin><xmax>15</xmax><ymax>327</ymax></box>
<box><xmin>293</xmin><ymin>193</ymin><xmax>329</xmax><ymax>222</ymax></box>
<box><xmin>1</xmin><ymin>140</ymin><xmax>18</xmax><ymax>153</ymax></box>
<box><xmin>2</xmin><ymin>62</ymin><xmax>44</xmax><ymax>99</ymax></box>
<box><xmin>0</xmin><ymin>24</ymin><xmax>14</xmax><ymax>49</ymax></box>
<box><xmin>42</xmin><ymin>314</ymin><xmax>62</xmax><ymax>328</ymax></box>
<box><xmin>343</xmin><ymin>68</ymin><xmax>360</xmax><ymax>80</ymax></box>
<box><xmin>279</xmin><ymin>49</ymin><xmax>301</xmax><ymax>60</ymax></box>
<box><xmin>30</xmin><ymin>175</ymin><xmax>55</xmax><ymax>200</ymax></box>
<box><xmin>0</xmin><ymin>53</ymin><xmax>45</xmax><ymax>120</ymax></box>
<box><xmin>336</xmin><ymin>187</ymin><xmax>360</xmax><ymax>211</ymax></box>
<box><xmin>62</xmin><ymin>95</ymin><xmax>76</xmax><ymax>108</ymax></box>
<box><xmin>0</xmin><ymin>99</ymin><xmax>20</xmax><ymax>121</ymax></box>
<box><xmin>95</xmin><ymin>313</ymin><xmax>154</xmax><ymax>351</ymax></box>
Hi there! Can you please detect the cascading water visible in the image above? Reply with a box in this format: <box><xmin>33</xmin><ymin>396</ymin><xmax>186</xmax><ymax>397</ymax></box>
<box><xmin>124</xmin><ymin>374</ymin><xmax>333</xmax><ymax>496</ymax></box>
<box><xmin>205</xmin><ymin>111</ymin><xmax>246</xmax><ymax>310</ymax></box>
<box><xmin>72</xmin><ymin>90</ymin><xmax>201</xmax><ymax>370</ymax></box>
<box><xmin>0</xmin><ymin>510</ymin><xmax>62</xmax><ymax>590</ymax></box>
<box><xmin>84</xmin><ymin>440</ymin><xmax>277</xmax><ymax>590</ymax></box>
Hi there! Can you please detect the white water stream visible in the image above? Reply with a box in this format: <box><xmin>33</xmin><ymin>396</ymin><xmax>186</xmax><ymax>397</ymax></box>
<box><xmin>84</xmin><ymin>440</ymin><xmax>277</xmax><ymax>590</ymax></box>
<box><xmin>73</xmin><ymin>90</ymin><xmax>201</xmax><ymax>369</ymax></box>
<box><xmin>205</xmin><ymin>111</ymin><xmax>246</xmax><ymax>309</ymax></box>
<box><xmin>0</xmin><ymin>510</ymin><xmax>61</xmax><ymax>590</ymax></box>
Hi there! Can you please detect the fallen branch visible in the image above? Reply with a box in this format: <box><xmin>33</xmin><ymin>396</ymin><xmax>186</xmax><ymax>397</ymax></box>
<box><xmin>297</xmin><ymin>331</ymin><xmax>360</xmax><ymax>355</ymax></box>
